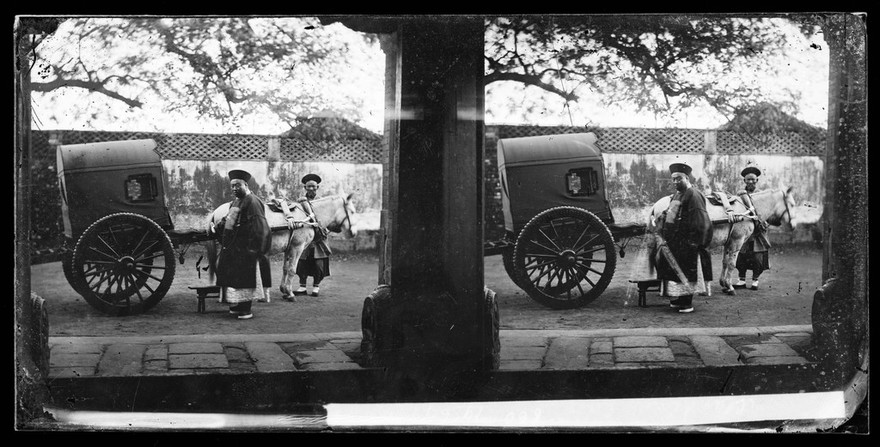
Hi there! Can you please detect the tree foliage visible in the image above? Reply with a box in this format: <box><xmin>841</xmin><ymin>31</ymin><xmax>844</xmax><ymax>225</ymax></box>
<box><xmin>485</xmin><ymin>14</ymin><xmax>823</xmax><ymax>124</ymax></box>
<box><xmin>24</xmin><ymin>15</ymin><xmax>826</xmax><ymax>132</ymax></box>
<box><xmin>29</xmin><ymin>17</ymin><xmax>382</xmax><ymax>132</ymax></box>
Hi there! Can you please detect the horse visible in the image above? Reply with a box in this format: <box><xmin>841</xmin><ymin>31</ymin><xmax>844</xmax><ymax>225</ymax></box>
<box><xmin>646</xmin><ymin>187</ymin><xmax>797</xmax><ymax>296</ymax></box>
<box><xmin>206</xmin><ymin>193</ymin><xmax>358</xmax><ymax>300</ymax></box>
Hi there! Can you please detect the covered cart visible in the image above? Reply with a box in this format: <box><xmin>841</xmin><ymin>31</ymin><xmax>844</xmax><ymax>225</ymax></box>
<box><xmin>57</xmin><ymin>139</ymin><xmax>212</xmax><ymax>316</ymax></box>
<box><xmin>485</xmin><ymin>133</ymin><xmax>647</xmax><ymax>309</ymax></box>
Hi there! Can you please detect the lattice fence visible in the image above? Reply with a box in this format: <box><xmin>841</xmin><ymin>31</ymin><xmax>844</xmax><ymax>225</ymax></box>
<box><xmin>37</xmin><ymin>130</ymin><xmax>385</xmax><ymax>163</ymax></box>
<box><xmin>490</xmin><ymin>125</ymin><xmax>825</xmax><ymax>155</ymax></box>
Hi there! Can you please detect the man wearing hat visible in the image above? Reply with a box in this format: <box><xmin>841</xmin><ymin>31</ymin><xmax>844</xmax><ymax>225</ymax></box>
<box><xmin>734</xmin><ymin>163</ymin><xmax>771</xmax><ymax>290</ymax></box>
<box><xmin>655</xmin><ymin>162</ymin><xmax>713</xmax><ymax>313</ymax></box>
<box><xmin>214</xmin><ymin>169</ymin><xmax>272</xmax><ymax>319</ymax></box>
<box><xmin>287</xmin><ymin>173</ymin><xmax>332</xmax><ymax>298</ymax></box>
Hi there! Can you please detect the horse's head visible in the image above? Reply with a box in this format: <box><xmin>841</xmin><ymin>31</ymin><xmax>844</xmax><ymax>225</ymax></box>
<box><xmin>314</xmin><ymin>193</ymin><xmax>358</xmax><ymax>238</ymax></box>
<box><xmin>765</xmin><ymin>186</ymin><xmax>797</xmax><ymax>231</ymax></box>
<box><xmin>340</xmin><ymin>192</ymin><xmax>358</xmax><ymax>238</ymax></box>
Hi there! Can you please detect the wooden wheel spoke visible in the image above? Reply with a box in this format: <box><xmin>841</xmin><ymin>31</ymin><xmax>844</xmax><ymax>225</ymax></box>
<box><xmin>538</xmin><ymin>228</ymin><xmax>562</xmax><ymax>251</ymax></box>
<box><xmin>576</xmin><ymin>256</ymin><xmax>606</xmax><ymax>264</ymax></box>
<box><xmin>576</xmin><ymin>245</ymin><xmax>606</xmax><ymax>257</ymax></box>
<box><xmin>131</xmin><ymin>239</ymin><xmax>160</xmax><ymax>260</ymax></box>
<box><xmin>126</xmin><ymin>272</ymin><xmax>146</xmax><ymax>303</ymax></box>
<box><xmin>549</xmin><ymin>220</ymin><xmax>562</xmax><ymax>244</ymax></box>
<box><xmin>86</xmin><ymin>246</ymin><xmax>119</xmax><ymax>262</ymax></box>
<box><xmin>525</xmin><ymin>258</ymin><xmax>557</xmax><ymax>271</ymax></box>
<box><xmin>570</xmin><ymin>223</ymin><xmax>593</xmax><ymax>254</ymax></box>
<box><xmin>134</xmin><ymin>252</ymin><xmax>164</xmax><ymax>263</ymax></box>
<box><xmin>569</xmin><ymin>267</ymin><xmax>587</xmax><ymax>296</ymax></box>
<box><xmin>525</xmin><ymin>239</ymin><xmax>560</xmax><ymax>256</ymax></box>
<box><xmin>129</xmin><ymin>229</ymin><xmax>151</xmax><ymax>259</ymax></box>
<box><xmin>84</xmin><ymin>264</ymin><xmax>116</xmax><ymax>279</ymax></box>
<box><xmin>134</xmin><ymin>263</ymin><xmax>163</xmax><ymax>270</ymax></box>
<box><xmin>573</xmin><ymin>233</ymin><xmax>600</xmax><ymax>253</ymax></box>
<box><xmin>106</xmin><ymin>224</ymin><xmax>124</xmax><ymax>253</ymax></box>
<box><xmin>132</xmin><ymin>268</ymin><xmax>163</xmax><ymax>284</ymax></box>
<box><xmin>95</xmin><ymin>234</ymin><xmax>123</xmax><ymax>258</ymax></box>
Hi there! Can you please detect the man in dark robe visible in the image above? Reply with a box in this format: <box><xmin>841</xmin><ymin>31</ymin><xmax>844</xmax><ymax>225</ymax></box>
<box><xmin>656</xmin><ymin>162</ymin><xmax>713</xmax><ymax>313</ymax></box>
<box><xmin>291</xmin><ymin>173</ymin><xmax>331</xmax><ymax>298</ymax></box>
<box><xmin>215</xmin><ymin>169</ymin><xmax>271</xmax><ymax>319</ymax></box>
<box><xmin>734</xmin><ymin>164</ymin><xmax>771</xmax><ymax>290</ymax></box>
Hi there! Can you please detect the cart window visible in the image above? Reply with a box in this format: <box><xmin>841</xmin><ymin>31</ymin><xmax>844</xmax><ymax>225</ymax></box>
<box><xmin>125</xmin><ymin>174</ymin><xmax>159</xmax><ymax>202</ymax></box>
<box><xmin>566</xmin><ymin>168</ymin><xmax>598</xmax><ymax>196</ymax></box>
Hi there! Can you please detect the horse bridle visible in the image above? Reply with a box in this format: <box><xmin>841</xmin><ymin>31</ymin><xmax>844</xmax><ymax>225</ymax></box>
<box><xmin>767</xmin><ymin>189</ymin><xmax>793</xmax><ymax>227</ymax></box>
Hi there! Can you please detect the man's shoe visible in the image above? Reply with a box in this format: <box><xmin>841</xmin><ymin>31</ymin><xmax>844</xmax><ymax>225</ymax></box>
<box><xmin>678</xmin><ymin>306</ymin><xmax>694</xmax><ymax>313</ymax></box>
<box><xmin>669</xmin><ymin>297</ymin><xmax>689</xmax><ymax>308</ymax></box>
<box><xmin>311</xmin><ymin>287</ymin><xmax>320</xmax><ymax>297</ymax></box>
<box><xmin>750</xmin><ymin>281</ymin><xmax>759</xmax><ymax>291</ymax></box>
<box><xmin>733</xmin><ymin>280</ymin><xmax>747</xmax><ymax>289</ymax></box>
<box><xmin>293</xmin><ymin>286</ymin><xmax>307</xmax><ymax>296</ymax></box>
<box><xmin>237</xmin><ymin>313</ymin><xmax>253</xmax><ymax>320</ymax></box>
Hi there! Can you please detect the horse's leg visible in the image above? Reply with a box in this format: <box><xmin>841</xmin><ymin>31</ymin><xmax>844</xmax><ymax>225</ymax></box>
<box><xmin>281</xmin><ymin>244</ymin><xmax>305</xmax><ymax>301</ymax></box>
<box><xmin>721</xmin><ymin>242</ymin><xmax>745</xmax><ymax>296</ymax></box>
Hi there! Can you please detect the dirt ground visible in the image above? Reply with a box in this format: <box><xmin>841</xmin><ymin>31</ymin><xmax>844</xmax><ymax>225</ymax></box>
<box><xmin>31</xmin><ymin>243</ymin><xmax>822</xmax><ymax>338</ymax></box>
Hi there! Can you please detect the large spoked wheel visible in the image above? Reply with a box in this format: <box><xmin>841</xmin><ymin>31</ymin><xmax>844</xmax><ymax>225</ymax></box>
<box><xmin>502</xmin><ymin>245</ymin><xmax>529</xmax><ymax>289</ymax></box>
<box><xmin>513</xmin><ymin>206</ymin><xmax>617</xmax><ymax>309</ymax></box>
<box><xmin>70</xmin><ymin>213</ymin><xmax>176</xmax><ymax>316</ymax></box>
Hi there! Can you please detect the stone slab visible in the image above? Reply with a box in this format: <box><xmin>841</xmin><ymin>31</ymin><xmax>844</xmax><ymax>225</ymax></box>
<box><xmin>745</xmin><ymin>356</ymin><xmax>808</xmax><ymax>365</ymax></box>
<box><xmin>301</xmin><ymin>362</ymin><xmax>364</xmax><ymax>371</ymax></box>
<box><xmin>49</xmin><ymin>352</ymin><xmax>102</xmax><ymax>367</ymax></box>
<box><xmin>613</xmin><ymin>336</ymin><xmax>668</xmax><ymax>348</ymax></box>
<box><xmin>50</xmin><ymin>367</ymin><xmax>96</xmax><ymax>378</ymax></box>
<box><xmin>499</xmin><ymin>334</ymin><xmax>548</xmax><ymax>347</ymax></box>
<box><xmin>245</xmin><ymin>342</ymin><xmax>297</xmax><ymax>372</ymax></box>
<box><xmin>614</xmin><ymin>347</ymin><xmax>675</xmax><ymax>363</ymax></box>
<box><xmin>500</xmin><ymin>346</ymin><xmax>546</xmax><ymax>361</ymax></box>
<box><xmin>543</xmin><ymin>337</ymin><xmax>591</xmax><ymax>370</ymax></box>
<box><xmin>590</xmin><ymin>341</ymin><xmax>612</xmax><ymax>355</ymax></box>
<box><xmin>690</xmin><ymin>335</ymin><xmax>742</xmax><ymax>366</ymax></box>
<box><xmin>168</xmin><ymin>342</ymin><xmax>225</xmax><ymax>354</ymax></box>
<box><xmin>168</xmin><ymin>353</ymin><xmax>229</xmax><ymax>369</ymax></box>
<box><xmin>589</xmin><ymin>353</ymin><xmax>615</xmax><ymax>367</ymax></box>
<box><xmin>738</xmin><ymin>343</ymin><xmax>801</xmax><ymax>359</ymax></box>
<box><xmin>144</xmin><ymin>345</ymin><xmax>168</xmax><ymax>362</ymax></box>
<box><xmin>294</xmin><ymin>349</ymin><xmax>353</xmax><ymax>365</ymax></box>
<box><xmin>98</xmin><ymin>344</ymin><xmax>147</xmax><ymax>376</ymax></box>
<box><xmin>50</xmin><ymin>343</ymin><xmax>104</xmax><ymax>355</ymax></box>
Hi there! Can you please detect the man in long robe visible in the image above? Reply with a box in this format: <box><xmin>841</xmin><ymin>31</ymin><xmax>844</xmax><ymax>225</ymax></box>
<box><xmin>734</xmin><ymin>164</ymin><xmax>771</xmax><ymax>290</ymax></box>
<box><xmin>292</xmin><ymin>173</ymin><xmax>331</xmax><ymax>298</ymax></box>
<box><xmin>215</xmin><ymin>169</ymin><xmax>271</xmax><ymax>319</ymax></box>
<box><xmin>655</xmin><ymin>162</ymin><xmax>713</xmax><ymax>313</ymax></box>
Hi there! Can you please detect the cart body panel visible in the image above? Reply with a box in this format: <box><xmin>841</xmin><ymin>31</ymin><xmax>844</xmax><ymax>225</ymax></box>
<box><xmin>57</xmin><ymin>139</ymin><xmax>173</xmax><ymax>240</ymax></box>
<box><xmin>498</xmin><ymin>133</ymin><xmax>612</xmax><ymax>235</ymax></box>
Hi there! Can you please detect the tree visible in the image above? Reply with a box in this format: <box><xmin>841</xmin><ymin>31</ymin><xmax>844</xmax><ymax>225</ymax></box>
<box><xmin>28</xmin><ymin>15</ymin><xmax>826</xmax><ymax>133</ymax></box>
<box><xmin>29</xmin><ymin>16</ymin><xmax>383</xmax><ymax>133</ymax></box>
<box><xmin>484</xmin><ymin>14</ymin><xmax>825</xmax><ymax>125</ymax></box>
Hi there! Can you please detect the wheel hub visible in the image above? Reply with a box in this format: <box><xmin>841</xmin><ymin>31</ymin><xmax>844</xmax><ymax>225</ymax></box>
<box><xmin>557</xmin><ymin>249</ymin><xmax>577</xmax><ymax>268</ymax></box>
<box><xmin>119</xmin><ymin>255</ymin><xmax>136</xmax><ymax>271</ymax></box>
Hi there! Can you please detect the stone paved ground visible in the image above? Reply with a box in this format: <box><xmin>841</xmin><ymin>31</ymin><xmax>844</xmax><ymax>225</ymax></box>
<box><xmin>48</xmin><ymin>326</ymin><xmax>815</xmax><ymax>378</ymax></box>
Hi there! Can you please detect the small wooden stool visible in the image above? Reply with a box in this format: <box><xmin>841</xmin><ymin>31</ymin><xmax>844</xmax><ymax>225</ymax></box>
<box><xmin>189</xmin><ymin>286</ymin><xmax>221</xmax><ymax>313</ymax></box>
<box><xmin>629</xmin><ymin>279</ymin><xmax>662</xmax><ymax>308</ymax></box>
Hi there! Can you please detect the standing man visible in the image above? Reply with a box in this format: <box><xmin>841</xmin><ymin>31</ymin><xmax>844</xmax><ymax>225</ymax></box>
<box><xmin>734</xmin><ymin>164</ymin><xmax>771</xmax><ymax>290</ymax></box>
<box><xmin>291</xmin><ymin>173</ymin><xmax>331</xmax><ymax>298</ymax></box>
<box><xmin>215</xmin><ymin>169</ymin><xmax>271</xmax><ymax>319</ymax></box>
<box><xmin>655</xmin><ymin>162</ymin><xmax>713</xmax><ymax>313</ymax></box>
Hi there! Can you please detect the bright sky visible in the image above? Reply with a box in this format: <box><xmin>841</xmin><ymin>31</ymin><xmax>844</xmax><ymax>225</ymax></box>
<box><xmin>30</xmin><ymin>17</ymin><xmax>829</xmax><ymax>136</ymax></box>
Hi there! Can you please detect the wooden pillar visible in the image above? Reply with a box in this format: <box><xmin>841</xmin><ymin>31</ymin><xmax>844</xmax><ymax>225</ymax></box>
<box><xmin>363</xmin><ymin>17</ymin><xmax>496</xmax><ymax>399</ymax></box>
<box><xmin>15</xmin><ymin>18</ymin><xmax>54</xmax><ymax>427</ymax></box>
<box><xmin>812</xmin><ymin>13</ymin><xmax>868</xmax><ymax>387</ymax></box>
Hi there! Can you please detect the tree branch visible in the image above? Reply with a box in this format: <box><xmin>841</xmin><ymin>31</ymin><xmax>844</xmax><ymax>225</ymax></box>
<box><xmin>484</xmin><ymin>71</ymin><xmax>579</xmax><ymax>102</ymax></box>
<box><xmin>31</xmin><ymin>77</ymin><xmax>143</xmax><ymax>108</ymax></box>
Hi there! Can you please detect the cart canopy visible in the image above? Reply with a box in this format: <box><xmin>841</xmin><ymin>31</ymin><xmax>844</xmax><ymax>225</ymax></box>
<box><xmin>57</xmin><ymin>139</ymin><xmax>172</xmax><ymax>239</ymax></box>
<box><xmin>497</xmin><ymin>133</ymin><xmax>612</xmax><ymax>234</ymax></box>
